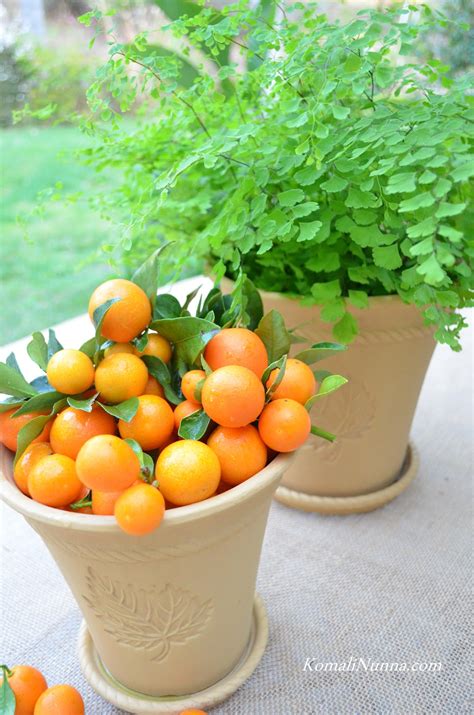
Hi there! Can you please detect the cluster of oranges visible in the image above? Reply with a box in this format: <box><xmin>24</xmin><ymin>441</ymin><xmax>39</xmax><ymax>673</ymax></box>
<box><xmin>1</xmin><ymin>277</ymin><xmax>317</xmax><ymax>536</ymax></box>
<box><xmin>0</xmin><ymin>662</ymin><xmax>208</xmax><ymax>715</ymax></box>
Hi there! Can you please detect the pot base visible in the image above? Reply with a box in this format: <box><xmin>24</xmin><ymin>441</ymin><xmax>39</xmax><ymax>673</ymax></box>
<box><xmin>78</xmin><ymin>593</ymin><xmax>268</xmax><ymax>714</ymax></box>
<box><xmin>274</xmin><ymin>442</ymin><xmax>419</xmax><ymax>515</ymax></box>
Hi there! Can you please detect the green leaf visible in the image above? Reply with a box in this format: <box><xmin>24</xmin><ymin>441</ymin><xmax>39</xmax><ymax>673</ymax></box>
<box><xmin>310</xmin><ymin>425</ymin><xmax>336</xmax><ymax>441</ymax></box>
<box><xmin>418</xmin><ymin>169</ymin><xmax>437</xmax><ymax>185</ymax></box>
<box><xmin>27</xmin><ymin>332</ymin><xmax>49</xmax><ymax>371</ymax></box>
<box><xmin>372</xmin><ymin>244</ymin><xmax>402</xmax><ymax>269</ymax></box>
<box><xmin>416</xmin><ymin>254</ymin><xmax>445</xmax><ymax>285</ymax></box>
<box><xmin>93</xmin><ymin>298</ymin><xmax>122</xmax><ymax>345</ymax></box>
<box><xmin>320</xmin><ymin>175</ymin><xmax>348</xmax><ymax>193</ymax></box>
<box><xmin>15</xmin><ymin>399</ymin><xmax>67</xmax><ymax>464</ymax></box>
<box><xmin>150</xmin><ymin>317</ymin><xmax>219</xmax><ymax>369</ymax></box>
<box><xmin>79</xmin><ymin>337</ymin><xmax>96</xmax><ymax>358</ymax></box>
<box><xmin>333</xmin><ymin>312</ymin><xmax>358</xmax><ymax>344</ymax></box>
<box><xmin>450</xmin><ymin>161</ymin><xmax>474</xmax><ymax>182</ymax></box>
<box><xmin>345</xmin><ymin>187</ymin><xmax>380</xmax><ymax>209</ymax></box>
<box><xmin>409</xmin><ymin>237</ymin><xmax>433</xmax><ymax>256</ymax></box>
<box><xmin>255</xmin><ymin>310</ymin><xmax>291</xmax><ymax>363</ymax></box>
<box><xmin>311</xmin><ymin>280</ymin><xmax>341</xmax><ymax>303</ymax></box>
<box><xmin>331</xmin><ymin>105</ymin><xmax>350</xmax><ymax>120</ymax></box>
<box><xmin>141</xmin><ymin>355</ymin><xmax>181</xmax><ymax>405</ymax></box>
<box><xmin>98</xmin><ymin>398</ymin><xmax>139</xmax><ymax>422</ymax></box>
<box><xmin>264</xmin><ymin>354</ymin><xmax>287</xmax><ymax>400</ymax></box>
<box><xmin>47</xmin><ymin>329</ymin><xmax>63</xmax><ymax>360</ymax></box>
<box><xmin>278</xmin><ymin>189</ymin><xmax>305</xmax><ymax>207</ymax></box>
<box><xmin>438</xmin><ymin>225</ymin><xmax>463</xmax><ymax>242</ymax></box>
<box><xmin>385</xmin><ymin>172</ymin><xmax>416</xmax><ymax>194</ymax></box>
<box><xmin>178</xmin><ymin>408</ymin><xmax>210</xmax><ymax>440</ymax></box>
<box><xmin>292</xmin><ymin>202</ymin><xmax>319</xmax><ymax>218</ymax></box>
<box><xmin>294</xmin><ymin>165</ymin><xmax>322</xmax><ymax>186</ymax></box>
<box><xmin>399</xmin><ymin>192</ymin><xmax>435</xmax><ymax>212</ymax></box>
<box><xmin>153</xmin><ymin>293</ymin><xmax>182</xmax><ymax>320</ymax></box>
<box><xmin>407</xmin><ymin>217</ymin><xmax>437</xmax><ymax>239</ymax></box>
<box><xmin>305</xmin><ymin>374</ymin><xmax>348</xmax><ymax>409</ymax></box>
<box><xmin>6</xmin><ymin>353</ymin><xmax>21</xmax><ymax>375</ymax></box>
<box><xmin>13</xmin><ymin>391</ymin><xmax>64</xmax><ymax>416</ymax></box>
<box><xmin>297</xmin><ymin>221</ymin><xmax>323</xmax><ymax>242</ymax></box>
<box><xmin>0</xmin><ymin>397</ymin><xmax>25</xmax><ymax>414</ymax></box>
<box><xmin>294</xmin><ymin>342</ymin><xmax>347</xmax><ymax>365</ymax></box>
<box><xmin>348</xmin><ymin>290</ymin><xmax>369</xmax><ymax>309</ymax></box>
<box><xmin>435</xmin><ymin>202</ymin><xmax>466</xmax><ymax>218</ymax></box>
<box><xmin>0</xmin><ymin>363</ymin><xmax>37</xmax><ymax>398</ymax></box>
<box><xmin>0</xmin><ymin>666</ymin><xmax>15</xmax><ymax>715</ymax></box>
<box><xmin>132</xmin><ymin>245</ymin><xmax>169</xmax><ymax>307</ymax></box>
<box><xmin>67</xmin><ymin>393</ymin><xmax>99</xmax><ymax>412</ymax></box>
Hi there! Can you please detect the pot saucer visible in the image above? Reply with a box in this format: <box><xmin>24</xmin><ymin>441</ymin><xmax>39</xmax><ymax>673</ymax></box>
<box><xmin>78</xmin><ymin>594</ymin><xmax>267</xmax><ymax>714</ymax></box>
<box><xmin>274</xmin><ymin>442</ymin><xmax>419</xmax><ymax>515</ymax></box>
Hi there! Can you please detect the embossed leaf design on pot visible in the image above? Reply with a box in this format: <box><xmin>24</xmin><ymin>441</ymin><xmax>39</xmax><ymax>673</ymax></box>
<box><xmin>83</xmin><ymin>567</ymin><xmax>213</xmax><ymax>662</ymax></box>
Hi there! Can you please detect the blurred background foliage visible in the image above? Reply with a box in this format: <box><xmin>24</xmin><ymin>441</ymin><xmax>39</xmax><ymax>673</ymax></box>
<box><xmin>0</xmin><ymin>0</ymin><xmax>472</xmax><ymax>343</ymax></box>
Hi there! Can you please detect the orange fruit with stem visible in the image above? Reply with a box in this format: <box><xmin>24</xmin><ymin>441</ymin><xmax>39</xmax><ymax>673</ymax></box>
<box><xmin>1</xmin><ymin>664</ymin><xmax>47</xmax><ymax>715</ymax></box>
<box><xmin>46</xmin><ymin>349</ymin><xmax>95</xmax><ymax>395</ymax></box>
<box><xmin>76</xmin><ymin>435</ymin><xmax>140</xmax><ymax>492</ymax></box>
<box><xmin>174</xmin><ymin>400</ymin><xmax>200</xmax><ymax>430</ymax></box>
<box><xmin>258</xmin><ymin>398</ymin><xmax>311</xmax><ymax>452</ymax></box>
<box><xmin>142</xmin><ymin>375</ymin><xmax>164</xmax><ymax>398</ymax></box>
<box><xmin>181</xmin><ymin>369</ymin><xmax>206</xmax><ymax>404</ymax></box>
<box><xmin>204</xmin><ymin>328</ymin><xmax>268</xmax><ymax>377</ymax></box>
<box><xmin>13</xmin><ymin>442</ymin><xmax>53</xmax><ymax>496</ymax></box>
<box><xmin>50</xmin><ymin>405</ymin><xmax>116</xmax><ymax>459</ymax></box>
<box><xmin>118</xmin><ymin>395</ymin><xmax>174</xmax><ymax>450</ymax></box>
<box><xmin>34</xmin><ymin>684</ymin><xmax>84</xmax><ymax>715</ymax></box>
<box><xmin>137</xmin><ymin>332</ymin><xmax>172</xmax><ymax>363</ymax></box>
<box><xmin>155</xmin><ymin>439</ymin><xmax>221</xmax><ymax>506</ymax></box>
<box><xmin>266</xmin><ymin>358</ymin><xmax>316</xmax><ymax>404</ymax></box>
<box><xmin>201</xmin><ymin>365</ymin><xmax>265</xmax><ymax>428</ymax></box>
<box><xmin>0</xmin><ymin>410</ymin><xmax>52</xmax><ymax>452</ymax></box>
<box><xmin>95</xmin><ymin>353</ymin><xmax>148</xmax><ymax>404</ymax></box>
<box><xmin>207</xmin><ymin>425</ymin><xmax>267</xmax><ymax>485</ymax></box>
<box><xmin>104</xmin><ymin>342</ymin><xmax>136</xmax><ymax>358</ymax></box>
<box><xmin>115</xmin><ymin>483</ymin><xmax>165</xmax><ymax>535</ymax></box>
<box><xmin>88</xmin><ymin>278</ymin><xmax>151</xmax><ymax>343</ymax></box>
<box><xmin>28</xmin><ymin>454</ymin><xmax>83</xmax><ymax>507</ymax></box>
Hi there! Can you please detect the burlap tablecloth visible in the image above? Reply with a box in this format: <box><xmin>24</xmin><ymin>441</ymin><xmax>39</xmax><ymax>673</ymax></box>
<box><xmin>1</xmin><ymin>279</ymin><xmax>472</xmax><ymax>714</ymax></box>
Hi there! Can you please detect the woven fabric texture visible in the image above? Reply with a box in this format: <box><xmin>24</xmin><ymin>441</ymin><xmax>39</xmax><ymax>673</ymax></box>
<box><xmin>0</xmin><ymin>283</ymin><xmax>472</xmax><ymax>715</ymax></box>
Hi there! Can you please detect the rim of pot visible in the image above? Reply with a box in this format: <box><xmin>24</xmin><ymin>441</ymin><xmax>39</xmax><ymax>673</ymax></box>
<box><xmin>0</xmin><ymin>447</ymin><xmax>294</xmax><ymax>532</ymax></box>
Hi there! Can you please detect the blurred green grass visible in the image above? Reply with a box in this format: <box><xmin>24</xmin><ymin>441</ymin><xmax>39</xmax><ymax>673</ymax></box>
<box><xmin>0</xmin><ymin>126</ymin><xmax>115</xmax><ymax>345</ymax></box>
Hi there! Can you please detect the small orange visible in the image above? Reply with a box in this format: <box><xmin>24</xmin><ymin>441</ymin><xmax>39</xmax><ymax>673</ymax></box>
<box><xmin>137</xmin><ymin>332</ymin><xmax>172</xmax><ymax>363</ymax></box>
<box><xmin>115</xmin><ymin>483</ymin><xmax>165</xmax><ymax>535</ymax></box>
<box><xmin>174</xmin><ymin>400</ymin><xmax>200</xmax><ymax>430</ymax></box>
<box><xmin>13</xmin><ymin>442</ymin><xmax>53</xmax><ymax>495</ymax></box>
<box><xmin>104</xmin><ymin>342</ymin><xmax>136</xmax><ymax>357</ymax></box>
<box><xmin>201</xmin><ymin>365</ymin><xmax>265</xmax><ymax>428</ymax></box>
<box><xmin>92</xmin><ymin>489</ymin><xmax>123</xmax><ymax>515</ymax></box>
<box><xmin>156</xmin><ymin>440</ymin><xmax>221</xmax><ymax>506</ymax></box>
<box><xmin>50</xmin><ymin>405</ymin><xmax>116</xmax><ymax>459</ymax></box>
<box><xmin>266</xmin><ymin>358</ymin><xmax>316</xmax><ymax>404</ymax></box>
<box><xmin>88</xmin><ymin>278</ymin><xmax>151</xmax><ymax>342</ymax></box>
<box><xmin>34</xmin><ymin>684</ymin><xmax>84</xmax><ymax>715</ymax></box>
<box><xmin>204</xmin><ymin>328</ymin><xmax>268</xmax><ymax>377</ymax></box>
<box><xmin>1</xmin><ymin>664</ymin><xmax>47</xmax><ymax>715</ymax></box>
<box><xmin>258</xmin><ymin>398</ymin><xmax>311</xmax><ymax>452</ymax></box>
<box><xmin>76</xmin><ymin>435</ymin><xmax>140</xmax><ymax>492</ymax></box>
<box><xmin>118</xmin><ymin>395</ymin><xmax>174</xmax><ymax>450</ymax></box>
<box><xmin>95</xmin><ymin>353</ymin><xmax>148</xmax><ymax>404</ymax></box>
<box><xmin>207</xmin><ymin>425</ymin><xmax>267</xmax><ymax>485</ymax></box>
<box><xmin>28</xmin><ymin>454</ymin><xmax>83</xmax><ymax>507</ymax></box>
<box><xmin>46</xmin><ymin>349</ymin><xmax>95</xmax><ymax>395</ymax></box>
<box><xmin>181</xmin><ymin>369</ymin><xmax>206</xmax><ymax>404</ymax></box>
<box><xmin>142</xmin><ymin>375</ymin><xmax>165</xmax><ymax>397</ymax></box>
<box><xmin>0</xmin><ymin>410</ymin><xmax>52</xmax><ymax>452</ymax></box>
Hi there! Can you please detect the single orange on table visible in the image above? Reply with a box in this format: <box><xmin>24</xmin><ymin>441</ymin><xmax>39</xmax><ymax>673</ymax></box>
<box><xmin>142</xmin><ymin>374</ymin><xmax>164</xmax><ymax>397</ymax></box>
<box><xmin>204</xmin><ymin>327</ymin><xmax>268</xmax><ymax>377</ymax></box>
<box><xmin>118</xmin><ymin>394</ymin><xmax>174</xmax><ymax>450</ymax></box>
<box><xmin>136</xmin><ymin>332</ymin><xmax>172</xmax><ymax>363</ymax></box>
<box><xmin>266</xmin><ymin>358</ymin><xmax>316</xmax><ymax>404</ymax></box>
<box><xmin>201</xmin><ymin>365</ymin><xmax>265</xmax><ymax>428</ymax></box>
<box><xmin>76</xmin><ymin>434</ymin><xmax>140</xmax><ymax>492</ymax></box>
<box><xmin>181</xmin><ymin>369</ymin><xmax>206</xmax><ymax>404</ymax></box>
<box><xmin>0</xmin><ymin>410</ymin><xmax>52</xmax><ymax>452</ymax></box>
<box><xmin>115</xmin><ymin>483</ymin><xmax>165</xmax><ymax>535</ymax></box>
<box><xmin>258</xmin><ymin>398</ymin><xmax>311</xmax><ymax>452</ymax></box>
<box><xmin>46</xmin><ymin>349</ymin><xmax>95</xmax><ymax>395</ymax></box>
<box><xmin>50</xmin><ymin>405</ymin><xmax>116</xmax><ymax>459</ymax></box>
<box><xmin>13</xmin><ymin>442</ymin><xmax>53</xmax><ymax>495</ymax></box>
<box><xmin>207</xmin><ymin>425</ymin><xmax>267</xmax><ymax>485</ymax></box>
<box><xmin>174</xmin><ymin>400</ymin><xmax>200</xmax><ymax>430</ymax></box>
<box><xmin>1</xmin><ymin>664</ymin><xmax>47</xmax><ymax>715</ymax></box>
<box><xmin>34</xmin><ymin>684</ymin><xmax>84</xmax><ymax>715</ymax></box>
<box><xmin>95</xmin><ymin>353</ymin><xmax>148</xmax><ymax>404</ymax></box>
<box><xmin>28</xmin><ymin>454</ymin><xmax>83</xmax><ymax>508</ymax></box>
<box><xmin>88</xmin><ymin>278</ymin><xmax>151</xmax><ymax>342</ymax></box>
<box><xmin>156</xmin><ymin>439</ymin><xmax>221</xmax><ymax>506</ymax></box>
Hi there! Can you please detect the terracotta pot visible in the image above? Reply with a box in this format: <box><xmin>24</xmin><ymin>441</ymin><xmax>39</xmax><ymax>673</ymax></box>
<box><xmin>0</xmin><ymin>448</ymin><xmax>293</xmax><ymax>703</ymax></box>
<box><xmin>222</xmin><ymin>279</ymin><xmax>435</xmax><ymax>509</ymax></box>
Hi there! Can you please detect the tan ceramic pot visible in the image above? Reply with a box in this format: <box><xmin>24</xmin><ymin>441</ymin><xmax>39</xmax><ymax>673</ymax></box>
<box><xmin>222</xmin><ymin>279</ymin><xmax>436</xmax><ymax>510</ymax></box>
<box><xmin>0</xmin><ymin>448</ymin><xmax>293</xmax><ymax>704</ymax></box>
